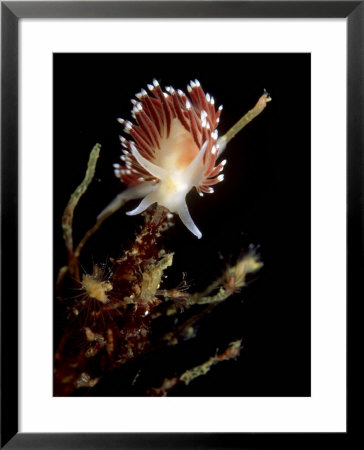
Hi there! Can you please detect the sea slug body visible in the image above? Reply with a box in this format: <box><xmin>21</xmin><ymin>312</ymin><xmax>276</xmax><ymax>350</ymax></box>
<box><xmin>111</xmin><ymin>79</ymin><xmax>226</xmax><ymax>239</ymax></box>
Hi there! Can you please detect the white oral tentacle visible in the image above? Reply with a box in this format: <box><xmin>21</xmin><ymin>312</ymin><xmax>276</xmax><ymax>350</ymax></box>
<box><xmin>176</xmin><ymin>199</ymin><xmax>202</xmax><ymax>239</ymax></box>
<box><xmin>130</xmin><ymin>143</ymin><xmax>167</xmax><ymax>180</ymax></box>
<box><xmin>126</xmin><ymin>189</ymin><xmax>160</xmax><ymax>216</ymax></box>
<box><xmin>97</xmin><ymin>182</ymin><xmax>156</xmax><ymax>220</ymax></box>
<box><xmin>182</xmin><ymin>141</ymin><xmax>208</xmax><ymax>186</ymax></box>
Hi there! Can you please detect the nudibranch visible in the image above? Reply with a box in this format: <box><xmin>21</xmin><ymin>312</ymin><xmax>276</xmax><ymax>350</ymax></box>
<box><xmin>103</xmin><ymin>79</ymin><xmax>226</xmax><ymax>239</ymax></box>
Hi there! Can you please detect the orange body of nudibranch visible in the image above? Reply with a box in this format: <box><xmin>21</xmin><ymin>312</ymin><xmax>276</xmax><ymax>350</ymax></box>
<box><xmin>106</xmin><ymin>79</ymin><xmax>226</xmax><ymax>239</ymax></box>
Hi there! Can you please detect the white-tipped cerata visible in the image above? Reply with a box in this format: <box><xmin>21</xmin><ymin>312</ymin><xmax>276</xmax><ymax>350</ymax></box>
<box><xmin>110</xmin><ymin>79</ymin><xmax>225</xmax><ymax>238</ymax></box>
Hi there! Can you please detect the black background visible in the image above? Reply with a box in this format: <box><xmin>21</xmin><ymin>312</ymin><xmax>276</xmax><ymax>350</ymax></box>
<box><xmin>54</xmin><ymin>53</ymin><xmax>310</xmax><ymax>396</ymax></box>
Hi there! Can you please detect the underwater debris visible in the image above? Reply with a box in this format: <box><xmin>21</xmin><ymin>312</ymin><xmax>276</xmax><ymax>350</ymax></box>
<box><xmin>54</xmin><ymin>81</ymin><xmax>270</xmax><ymax>396</ymax></box>
<box><xmin>148</xmin><ymin>339</ymin><xmax>243</xmax><ymax>396</ymax></box>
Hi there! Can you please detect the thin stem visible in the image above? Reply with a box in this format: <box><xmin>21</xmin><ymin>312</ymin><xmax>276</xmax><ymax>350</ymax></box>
<box><xmin>74</xmin><ymin>210</ymin><xmax>112</xmax><ymax>261</ymax></box>
<box><xmin>60</xmin><ymin>143</ymin><xmax>101</xmax><ymax>282</ymax></box>
<box><xmin>218</xmin><ymin>90</ymin><xmax>271</xmax><ymax>156</ymax></box>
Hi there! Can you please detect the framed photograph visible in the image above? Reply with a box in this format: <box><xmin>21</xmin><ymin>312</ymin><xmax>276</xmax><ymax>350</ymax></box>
<box><xmin>1</xmin><ymin>1</ymin><xmax>360</xmax><ymax>448</ymax></box>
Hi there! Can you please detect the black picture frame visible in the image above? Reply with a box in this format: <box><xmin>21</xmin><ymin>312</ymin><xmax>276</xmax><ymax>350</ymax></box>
<box><xmin>1</xmin><ymin>1</ymin><xmax>361</xmax><ymax>448</ymax></box>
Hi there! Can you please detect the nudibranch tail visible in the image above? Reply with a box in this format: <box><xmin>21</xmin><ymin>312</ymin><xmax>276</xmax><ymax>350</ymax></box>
<box><xmin>113</xmin><ymin>79</ymin><xmax>225</xmax><ymax>238</ymax></box>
